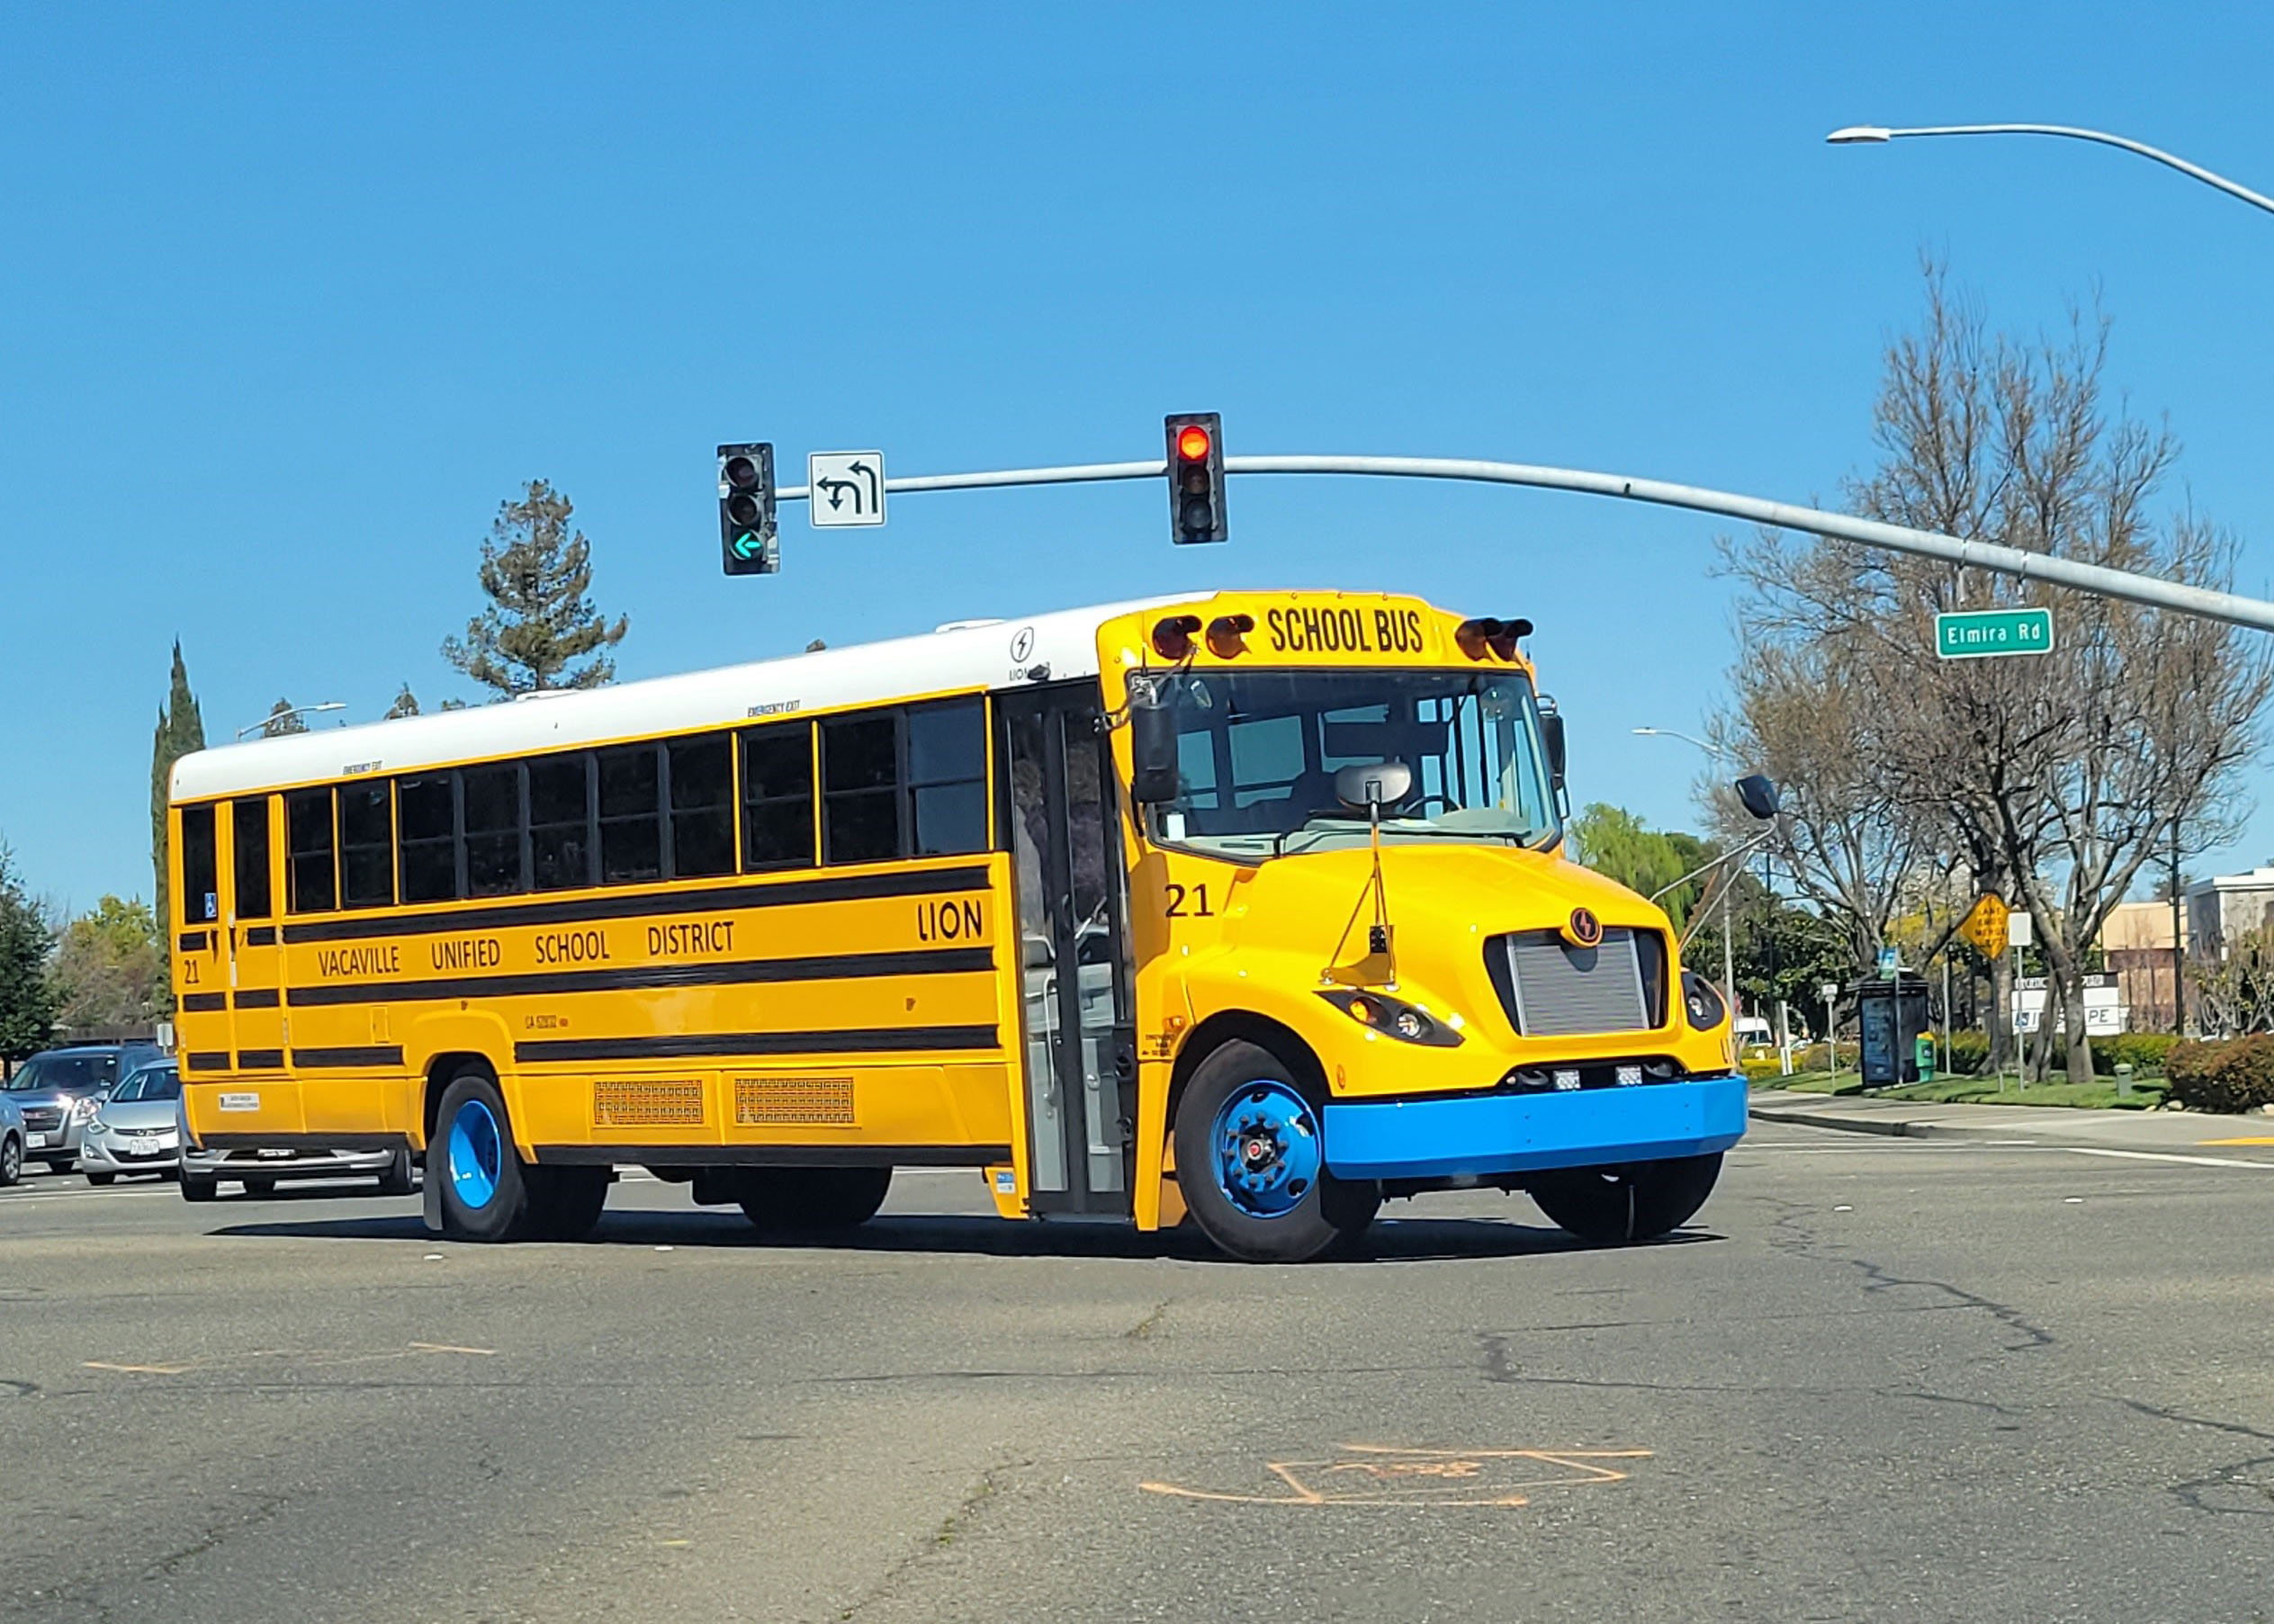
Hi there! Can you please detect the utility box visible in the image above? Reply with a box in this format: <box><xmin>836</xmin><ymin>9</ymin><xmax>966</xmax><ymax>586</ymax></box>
<box><xmin>1853</xmin><ymin>973</ymin><xmax>1933</xmax><ymax>1090</ymax></box>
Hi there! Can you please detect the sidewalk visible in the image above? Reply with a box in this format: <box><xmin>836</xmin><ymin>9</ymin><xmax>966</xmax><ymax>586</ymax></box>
<box><xmin>1747</xmin><ymin>1087</ymin><xmax>2274</xmax><ymax>1162</ymax></box>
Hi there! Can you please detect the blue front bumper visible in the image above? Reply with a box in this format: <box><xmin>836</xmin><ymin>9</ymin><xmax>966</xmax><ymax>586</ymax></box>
<box><xmin>1321</xmin><ymin>1075</ymin><xmax>1748</xmax><ymax>1180</ymax></box>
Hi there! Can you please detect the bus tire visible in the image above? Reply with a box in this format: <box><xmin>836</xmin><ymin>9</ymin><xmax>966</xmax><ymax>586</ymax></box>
<box><xmin>738</xmin><ymin>1167</ymin><xmax>891</xmax><ymax>1231</ymax></box>
<box><xmin>1529</xmin><ymin>1153</ymin><xmax>1723</xmax><ymax>1245</ymax></box>
<box><xmin>180</xmin><ymin>1173</ymin><xmax>217</xmax><ymax>1203</ymax></box>
<box><xmin>525</xmin><ymin>1166</ymin><xmax>609</xmax><ymax>1241</ymax></box>
<box><xmin>433</xmin><ymin>1072</ymin><xmax>532</xmax><ymax>1242</ymax></box>
<box><xmin>1173</xmin><ymin>1039</ymin><xmax>1356</xmax><ymax>1264</ymax></box>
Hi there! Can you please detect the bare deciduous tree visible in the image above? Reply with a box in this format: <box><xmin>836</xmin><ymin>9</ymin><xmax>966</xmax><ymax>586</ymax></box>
<box><xmin>1719</xmin><ymin>265</ymin><xmax>2270</xmax><ymax>1083</ymax></box>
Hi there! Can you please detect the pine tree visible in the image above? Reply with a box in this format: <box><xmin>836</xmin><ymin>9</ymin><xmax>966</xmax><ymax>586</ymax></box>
<box><xmin>384</xmin><ymin>685</ymin><xmax>421</xmax><ymax>720</ymax></box>
<box><xmin>261</xmin><ymin>699</ymin><xmax>310</xmax><ymax>738</ymax></box>
<box><xmin>441</xmin><ymin>480</ymin><xmax>628</xmax><ymax>696</ymax></box>
<box><xmin>149</xmin><ymin>642</ymin><xmax>205</xmax><ymax>932</ymax></box>
<box><xmin>0</xmin><ymin>840</ymin><xmax>57</xmax><ymax>1064</ymax></box>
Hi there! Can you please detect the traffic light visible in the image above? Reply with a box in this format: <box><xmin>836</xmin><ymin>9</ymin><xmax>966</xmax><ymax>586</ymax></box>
<box><xmin>1164</xmin><ymin>413</ymin><xmax>1227</xmax><ymax>543</ymax></box>
<box><xmin>718</xmin><ymin>442</ymin><xmax>777</xmax><ymax>575</ymax></box>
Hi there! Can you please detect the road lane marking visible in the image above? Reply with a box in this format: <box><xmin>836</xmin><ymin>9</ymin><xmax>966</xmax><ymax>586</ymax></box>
<box><xmin>2063</xmin><ymin>1147</ymin><xmax>2274</xmax><ymax>1171</ymax></box>
<box><xmin>84</xmin><ymin>1361</ymin><xmax>193</xmax><ymax>1375</ymax></box>
<box><xmin>1140</xmin><ymin>1445</ymin><xmax>1651</xmax><ymax>1506</ymax></box>
<box><xmin>2200</xmin><ymin>1136</ymin><xmax>2274</xmax><ymax>1145</ymax></box>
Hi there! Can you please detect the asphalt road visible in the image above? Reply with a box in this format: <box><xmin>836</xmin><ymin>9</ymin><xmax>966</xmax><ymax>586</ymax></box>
<box><xmin>5</xmin><ymin>1127</ymin><xmax>2274</xmax><ymax>1624</ymax></box>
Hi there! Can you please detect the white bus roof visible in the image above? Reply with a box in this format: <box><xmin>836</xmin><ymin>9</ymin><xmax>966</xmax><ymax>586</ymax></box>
<box><xmin>171</xmin><ymin>593</ymin><xmax>1193</xmax><ymax>803</ymax></box>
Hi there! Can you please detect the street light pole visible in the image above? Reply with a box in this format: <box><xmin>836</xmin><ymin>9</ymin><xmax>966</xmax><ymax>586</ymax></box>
<box><xmin>1632</xmin><ymin>728</ymin><xmax>1739</xmax><ymax>1025</ymax></box>
<box><xmin>1825</xmin><ymin>123</ymin><xmax>2274</xmax><ymax>218</ymax></box>
<box><xmin>234</xmin><ymin>702</ymin><xmax>346</xmax><ymax>740</ymax></box>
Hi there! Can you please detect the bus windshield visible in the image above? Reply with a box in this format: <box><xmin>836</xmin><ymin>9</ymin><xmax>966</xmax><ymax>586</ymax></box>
<box><xmin>1147</xmin><ymin>668</ymin><xmax>1560</xmax><ymax>860</ymax></box>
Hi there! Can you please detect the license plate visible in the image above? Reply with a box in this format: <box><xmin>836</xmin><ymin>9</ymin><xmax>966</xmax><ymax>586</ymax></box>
<box><xmin>26</xmin><ymin>1133</ymin><xmax>46</xmax><ymax>1149</ymax></box>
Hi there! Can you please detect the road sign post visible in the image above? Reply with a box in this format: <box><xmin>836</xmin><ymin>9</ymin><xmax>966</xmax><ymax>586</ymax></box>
<box><xmin>1936</xmin><ymin>607</ymin><xmax>2054</xmax><ymax>659</ymax></box>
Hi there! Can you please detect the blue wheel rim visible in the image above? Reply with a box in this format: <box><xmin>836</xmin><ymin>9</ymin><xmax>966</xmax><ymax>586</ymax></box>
<box><xmin>447</xmin><ymin>1099</ymin><xmax>502</xmax><ymax>1210</ymax></box>
<box><xmin>1211</xmin><ymin>1081</ymin><xmax>1323</xmax><ymax>1219</ymax></box>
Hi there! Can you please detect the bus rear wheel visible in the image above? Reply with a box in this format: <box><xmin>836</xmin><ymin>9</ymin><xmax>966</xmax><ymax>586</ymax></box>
<box><xmin>1529</xmin><ymin>1153</ymin><xmax>1723</xmax><ymax>1245</ymax></box>
<box><xmin>738</xmin><ymin>1167</ymin><xmax>891</xmax><ymax>1232</ymax></box>
<box><xmin>434</xmin><ymin>1072</ymin><xmax>532</xmax><ymax>1242</ymax></box>
<box><xmin>1173</xmin><ymin>1039</ymin><xmax>1373</xmax><ymax>1264</ymax></box>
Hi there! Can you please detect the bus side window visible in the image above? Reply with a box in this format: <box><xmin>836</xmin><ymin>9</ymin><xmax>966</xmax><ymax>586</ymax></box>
<box><xmin>530</xmin><ymin>753</ymin><xmax>595</xmax><ymax>892</ymax></box>
<box><xmin>741</xmin><ymin>722</ymin><xmax>815</xmax><ymax>872</ymax></box>
<box><xmin>286</xmin><ymin>788</ymin><xmax>337</xmax><ymax>913</ymax></box>
<box><xmin>822</xmin><ymin>713</ymin><xmax>900</xmax><ymax>865</ymax></box>
<box><xmin>339</xmin><ymin>782</ymin><xmax>396</xmax><ymax>909</ymax></box>
<box><xmin>179</xmin><ymin>804</ymin><xmax>220</xmax><ymax>927</ymax></box>
<box><xmin>598</xmin><ymin>744</ymin><xmax>664</xmax><ymax>885</ymax></box>
<box><xmin>398</xmin><ymin>774</ymin><xmax>459</xmax><ymax>902</ymax></box>
<box><xmin>906</xmin><ymin>699</ymin><xmax>987</xmax><ymax>857</ymax></box>
<box><xmin>231</xmin><ymin>797</ymin><xmax>273</xmax><ymax>920</ymax></box>
<box><xmin>670</xmin><ymin>735</ymin><xmax>735</xmax><ymax>878</ymax></box>
<box><xmin>463</xmin><ymin>765</ymin><xmax>524</xmax><ymax>896</ymax></box>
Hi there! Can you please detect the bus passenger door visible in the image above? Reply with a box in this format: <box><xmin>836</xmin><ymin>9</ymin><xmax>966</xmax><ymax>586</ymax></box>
<box><xmin>226</xmin><ymin>796</ymin><xmax>285</xmax><ymax>1072</ymax></box>
<box><xmin>1002</xmin><ymin>686</ymin><xmax>1137</xmax><ymax>1216</ymax></box>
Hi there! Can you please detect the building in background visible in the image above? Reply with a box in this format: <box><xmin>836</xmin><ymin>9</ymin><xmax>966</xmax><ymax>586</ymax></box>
<box><xmin>2186</xmin><ymin>866</ymin><xmax>2274</xmax><ymax>962</ymax></box>
<box><xmin>2100</xmin><ymin>898</ymin><xmax>2188</xmax><ymax>1032</ymax></box>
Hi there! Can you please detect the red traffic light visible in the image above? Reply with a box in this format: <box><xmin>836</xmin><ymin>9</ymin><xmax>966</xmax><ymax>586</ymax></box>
<box><xmin>1175</xmin><ymin>424</ymin><xmax>1212</xmax><ymax>462</ymax></box>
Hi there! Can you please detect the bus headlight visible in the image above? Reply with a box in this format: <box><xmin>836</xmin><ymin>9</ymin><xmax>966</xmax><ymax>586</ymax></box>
<box><xmin>1681</xmin><ymin>970</ymin><xmax>1727</xmax><ymax>1032</ymax></box>
<box><xmin>1317</xmin><ymin>990</ymin><xmax>1464</xmax><ymax>1047</ymax></box>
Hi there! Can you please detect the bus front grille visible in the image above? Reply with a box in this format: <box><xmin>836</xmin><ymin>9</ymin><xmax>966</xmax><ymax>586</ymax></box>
<box><xmin>1489</xmin><ymin>928</ymin><xmax>1658</xmax><ymax>1038</ymax></box>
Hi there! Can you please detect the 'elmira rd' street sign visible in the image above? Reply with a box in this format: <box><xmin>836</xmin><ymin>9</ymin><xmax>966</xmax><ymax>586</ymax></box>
<box><xmin>1936</xmin><ymin>607</ymin><xmax>2054</xmax><ymax>660</ymax></box>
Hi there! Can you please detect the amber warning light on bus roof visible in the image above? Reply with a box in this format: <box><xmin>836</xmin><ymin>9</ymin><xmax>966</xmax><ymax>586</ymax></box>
<box><xmin>1454</xmin><ymin>615</ymin><xmax>1532</xmax><ymax>660</ymax></box>
<box><xmin>1164</xmin><ymin>412</ymin><xmax>1227</xmax><ymax>545</ymax></box>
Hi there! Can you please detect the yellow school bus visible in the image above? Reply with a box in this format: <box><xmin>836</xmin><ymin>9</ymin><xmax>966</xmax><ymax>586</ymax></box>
<box><xmin>167</xmin><ymin>591</ymin><xmax>1744</xmax><ymax>1261</ymax></box>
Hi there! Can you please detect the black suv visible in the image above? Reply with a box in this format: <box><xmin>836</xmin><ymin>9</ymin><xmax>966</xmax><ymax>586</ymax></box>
<box><xmin>3</xmin><ymin>1043</ymin><xmax>166</xmax><ymax>1174</ymax></box>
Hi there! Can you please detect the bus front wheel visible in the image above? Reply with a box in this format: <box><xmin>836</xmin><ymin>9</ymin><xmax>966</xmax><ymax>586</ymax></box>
<box><xmin>1173</xmin><ymin>1039</ymin><xmax>1374</xmax><ymax>1264</ymax></box>
<box><xmin>1528</xmin><ymin>1153</ymin><xmax>1723</xmax><ymax>1245</ymax></box>
<box><xmin>434</xmin><ymin>1072</ymin><xmax>531</xmax><ymax>1242</ymax></box>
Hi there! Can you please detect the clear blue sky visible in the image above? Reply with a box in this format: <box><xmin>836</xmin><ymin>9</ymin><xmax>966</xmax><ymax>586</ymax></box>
<box><xmin>7</xmin><ymin>2</ymin><xmax>2274</xmax><ymax>911</ymax></box>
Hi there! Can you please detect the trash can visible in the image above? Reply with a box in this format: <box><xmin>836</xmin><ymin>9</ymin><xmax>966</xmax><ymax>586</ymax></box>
<box><xmin>1914</xmin><ymin>1033</ymin><xmax>1937</xmax><ymax>1083</ymax></box>
<box><xmin>1853</xmin><ymin>973</ymin><xmax>1933</xmax><ymax>1090</ymax></box>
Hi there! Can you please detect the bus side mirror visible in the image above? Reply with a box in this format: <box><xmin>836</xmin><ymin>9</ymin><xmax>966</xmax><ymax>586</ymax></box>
<box><xmin>1128</xmin><ymin>686</ymin><xmax>1180</xmax><ymax>804</ymax></box>
<box><xmin>1735</xmin><ymin>773</ymin><xmax>1781</xmax><ymax>821</ymax></box>
<box><xmin>1539</xmin><ymin>704</ymin><xmax>1567</xmax><ymax>791</ymax></box>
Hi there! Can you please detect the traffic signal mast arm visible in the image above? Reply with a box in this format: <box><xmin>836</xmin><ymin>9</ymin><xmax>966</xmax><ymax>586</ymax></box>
<box><xmin>768</xmin><ymin>452</ymin><xmax>2274</xmax><ymax>633</ymax></box>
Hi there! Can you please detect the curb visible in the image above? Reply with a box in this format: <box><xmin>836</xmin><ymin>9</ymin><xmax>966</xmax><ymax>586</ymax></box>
<box><xmin>1746</xmin><ymin>1102</ymin><xmax>2036</xmax><ymax>1143</ymax></box>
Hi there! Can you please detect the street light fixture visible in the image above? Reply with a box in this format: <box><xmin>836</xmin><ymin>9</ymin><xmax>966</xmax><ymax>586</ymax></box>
<box><xmin>1825</xmin><ymin>122</ymin><xmax>2274</xmax><ymax>218</ymax></box>
<box><xmin>234</xmin><ymin>702</ymin><xmax>346</xmax><ymax>740</ymax></box>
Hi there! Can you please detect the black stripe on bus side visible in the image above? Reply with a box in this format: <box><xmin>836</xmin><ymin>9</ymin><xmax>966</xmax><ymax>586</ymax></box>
<box><xmin>234</xmin><ymin>988</ymin><xmax>281</xmax><ymax>1009</ymax></box>
<box><xmin>199</xmin><ymin>1132</ymin><xmax>406</xmax><ymax>1153</ymax></box>
<box><xmin>185</xmin><ymin>1052</ymin><xmax>231</xmax><ymax>1072</ymax></box>
<box><xmin>180</xmin><ymin>992</ymin><xmax>227</xmax><ymax>1012</ymax></box>
<box><xmin>279</xmin><ymin>865</ymin><xmax>993</xmax><ymax>945</ymax></box>
<box><xmin>534</xmin><ymin>1143</ymin><xmax>1011</xmax><ymax>1169</ymax></box>
<box><xmin>244</xmin><ymin>926</ymin><xmax>277</xmax><ymax>946</ymax></box>
<box><xmin>284</xmin><ymin>946</ymin><xmax>995</xmax><ymax>1008</ymax></box>
<box><xmin>292</xmin><ymin>1045</ymin><xmax>405</xmax><ymax>1068</ymax></box>
<box><xmin>237</xmin><ymin>1049</ymin><xmax>286</xmax><ymax>1071</ymax></box>
<box><xmin>515</xmin><ymin>1025</ymin><xmax>1000</xmax><ymax>1064</ymax></box>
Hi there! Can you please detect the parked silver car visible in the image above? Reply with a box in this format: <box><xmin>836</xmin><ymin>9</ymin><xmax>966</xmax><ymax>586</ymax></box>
<box><xmin>2</xmin><ymin>1044</ymin><xmax>165</xmax><ymax>1173</ymax></box>
<box><xmin>79</xmin><ymin>1061</ymin><xmax>183</xmax><ymax>1184</ymax></box>
<box><xmin>177</xmin><ymin>1099</ymin><xmax>416</xmax><ymax>1201</ymax></box>
<box><xmin>0</xmin><ymin>1090</ymin><xmax>23</xmax><ymax>1186</ymax></box>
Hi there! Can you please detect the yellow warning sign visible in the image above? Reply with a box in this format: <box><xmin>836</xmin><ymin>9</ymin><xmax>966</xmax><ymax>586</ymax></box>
<box><xmin>1960</xmin><ymin>893</ymin><xmax>2011</xmax><ymax>957</ymax></box>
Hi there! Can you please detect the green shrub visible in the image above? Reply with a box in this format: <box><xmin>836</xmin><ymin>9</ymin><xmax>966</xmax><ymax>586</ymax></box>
<box><xmin>2164</xmin><ymin>1035</ymin><xmax>2274</xmax><ymax>1112</ymax></box>
<box><xmin>1741</xmin><ymin>1056</ymin><xmax>1787</xmax><ymax>1082</ymax></box>
<box><xmin>2091</xmin><ymin>1032</ymin><xmax>2179</xmax><ymax>1077</ymax></box>
<box><xmin>1946</xmin><ymin>1029</ymin><xmax>1991</xmax><ymax>1075</ymax></box>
